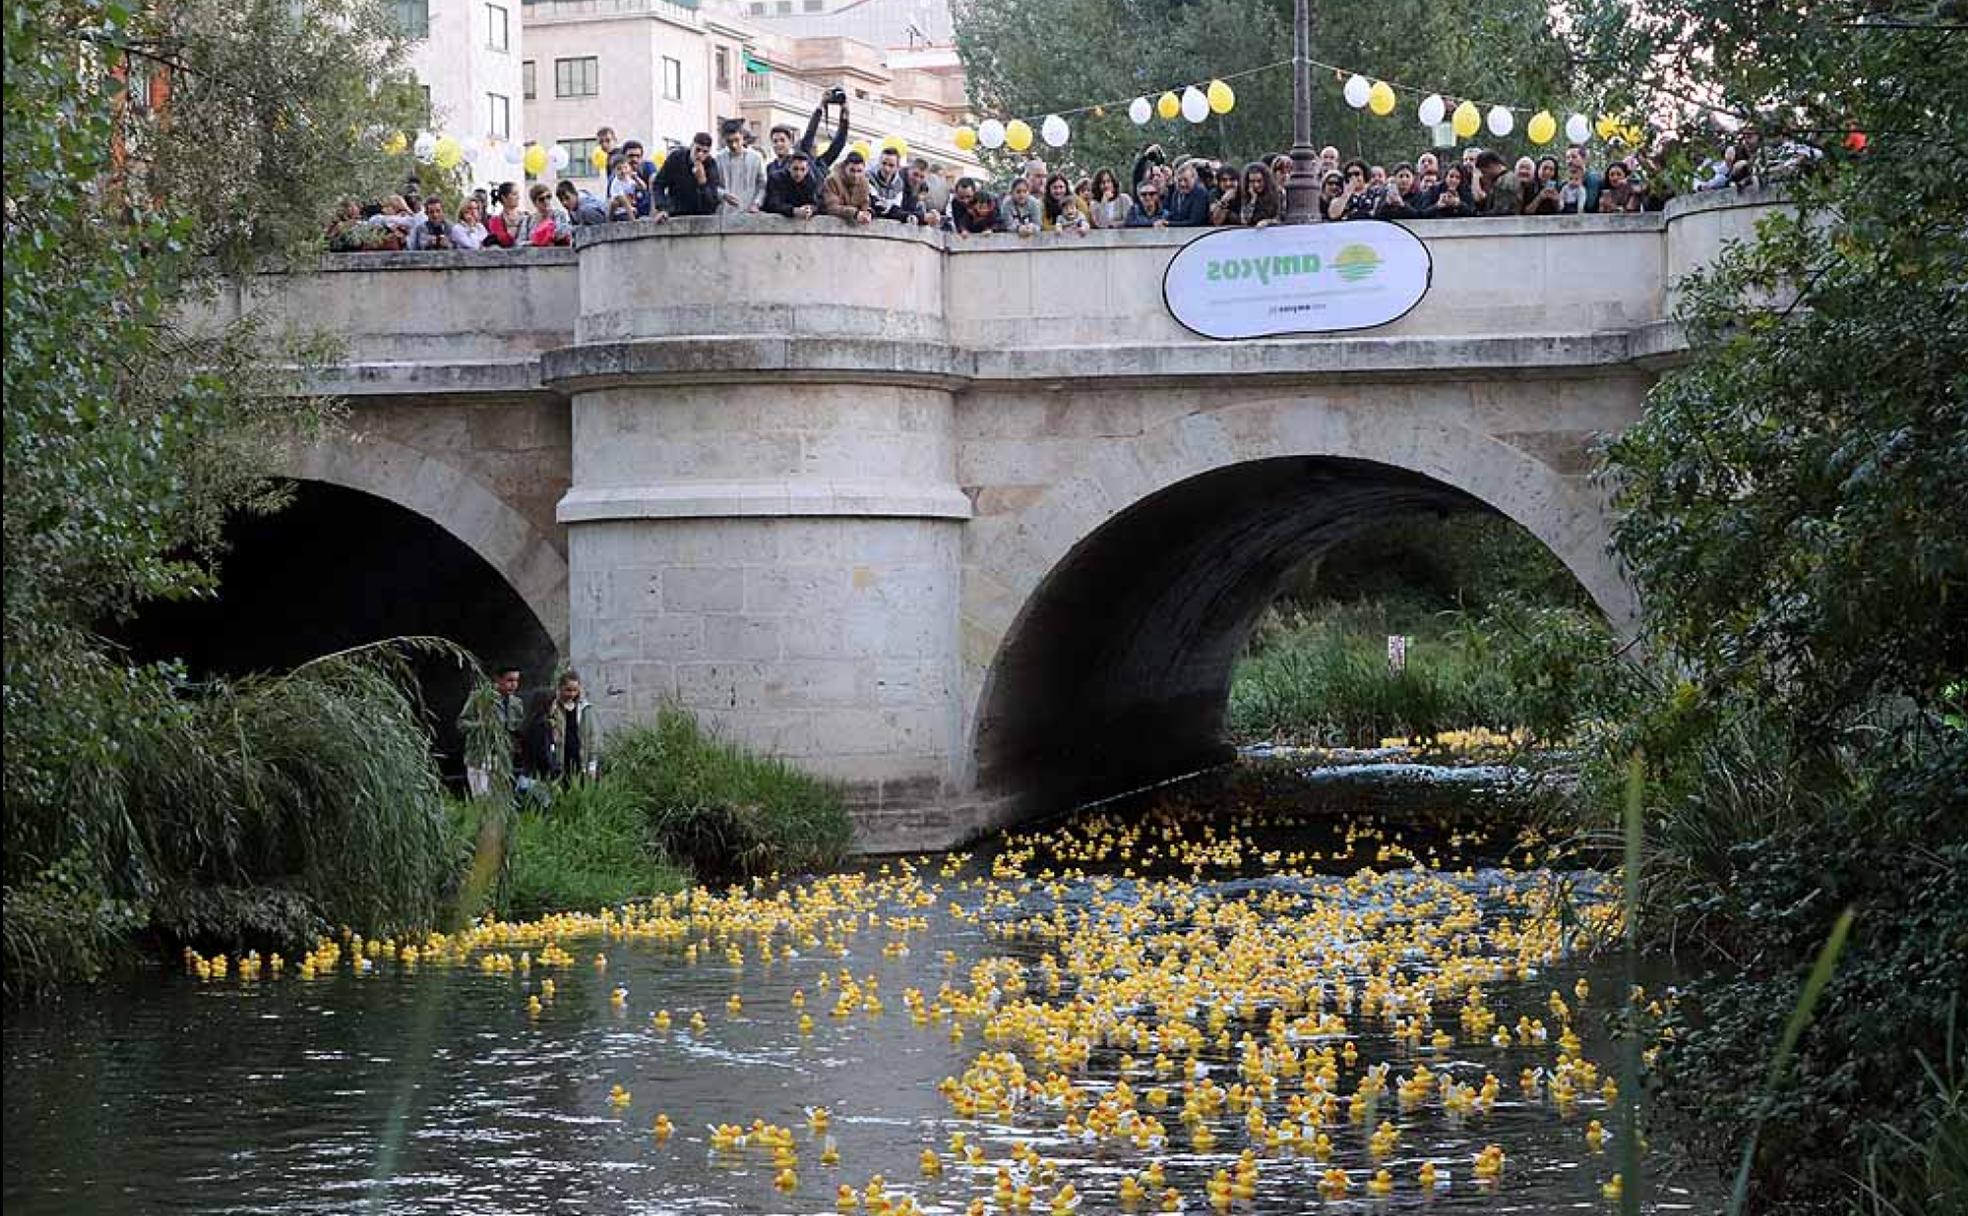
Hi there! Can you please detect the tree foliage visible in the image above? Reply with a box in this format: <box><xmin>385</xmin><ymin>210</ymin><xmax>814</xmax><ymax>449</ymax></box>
<box><xmin>3</xmin><ymin>0</ymin><xmax>439</xmax><ymax>993</ymax></box>
<box><xmin>1565</xmin><ymin>0</ymin><xmax>1968</xmax><ymax>1205</ymax></box>
<box><xmin>953</xmin><ymin>0</ymin><xmax>1574</xmax><ymax>178</ymax></box>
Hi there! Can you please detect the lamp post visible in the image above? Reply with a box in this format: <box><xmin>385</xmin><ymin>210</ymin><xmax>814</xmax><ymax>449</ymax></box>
<box><xmin>1284</xmin><ymin>0</ymin><xmax>1320</xmax><ymax>223</ymax></box>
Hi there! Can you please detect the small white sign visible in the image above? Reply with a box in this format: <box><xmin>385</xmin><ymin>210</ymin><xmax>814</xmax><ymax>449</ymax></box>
<box><xmin>1387</xmin><ymin>635</ymin><xmax>1409</xmax><ymax>673</ymax></box>
<box><xmin>1162</xmin><ymin>222</ymin><xmax>1433</xmax><ymax>341</ymax></box>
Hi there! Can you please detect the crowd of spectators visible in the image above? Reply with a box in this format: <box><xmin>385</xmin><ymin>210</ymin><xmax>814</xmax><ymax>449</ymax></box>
<box><xmin>327</xmin><ymin>95</ymin><xmax>1792</xmax><ymax>252</ymax></box>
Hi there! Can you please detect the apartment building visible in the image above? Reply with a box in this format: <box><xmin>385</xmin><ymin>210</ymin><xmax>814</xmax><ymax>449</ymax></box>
<box><xmin>395</xmin><ymin>0</ymin><xmax>528</xmax><ymax>187</ymax></box>
<box><xmin>518</xmin><ymin>0</ymin><xmax>982</xmax><ymax>188</ymax></box>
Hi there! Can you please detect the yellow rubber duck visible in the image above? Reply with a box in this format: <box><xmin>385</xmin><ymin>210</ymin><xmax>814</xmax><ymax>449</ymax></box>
<box><xmin>652</xmin><ymin>1113</ymin><xmax>673</xmax><ymax>1142</ymax></box>
<box><xmin>919</xmin><ymin>1148</ymin><xmax>941</xmax><ymax>1176</ymax></box>
<box><xmin>1603</xmin><ymin>1173</ymin><xmax>1624</xmax><ymax>1202</ymax></box>
<box><xmin>608</xmin><ymin>1084</ymin><xmax>630</xmax><ymax>1107</ymax></box>
<box><xmin>1585</xmin><ymin>1118</ymin><xmax>1606</xmax><ymax>1151</ymax></box>
<box><xmin>1368</xmin><ymin>1168</ymin><xmax>1395</xmax><ymax>1196</ymax></box>
<box><xmin>836</xmin><ymin>1183</ymin><xmax>860</xmax><ymax>1210</ymax></box>
<box><xmin>650</xmin><ymin>1009</ymin><xmax>671</xmax><ymax>1030</ymax></box>
<box><xmin>774</xmin><ymin>1167</ymin><xmax>798</xmax><ymax>1192</ymax></box>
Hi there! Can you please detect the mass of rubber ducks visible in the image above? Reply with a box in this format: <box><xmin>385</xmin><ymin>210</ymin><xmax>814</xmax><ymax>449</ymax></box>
<box><xmin>177</xmin><ymin>794</ymin><xmax>1666</xmax><ymax>1211</ymax></box>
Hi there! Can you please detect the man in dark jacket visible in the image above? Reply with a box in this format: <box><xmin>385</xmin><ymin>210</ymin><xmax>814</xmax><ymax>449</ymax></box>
<box><xmin>1164</xmin><ymin>162</ymin><xmax>1212</xmax><ymax>226</ymax></box>
<box><xmin>767</xmin><ymin>95</ymin><xmax>851</xmax><ymax>183</ymax></box>
<box><xmin>657</xmin><ymin>132</ymin><xmax>724</xmax><ymax>216</ymax></box>
<box><xmin>763</xmin><ymin>153</ymin><xmax>822</xmax><ymax>219</ymax></box>
<box><xmin>1124</xmin><ymin>180</ymin><xmax>1171</xmax><ymax>227</ymax></box>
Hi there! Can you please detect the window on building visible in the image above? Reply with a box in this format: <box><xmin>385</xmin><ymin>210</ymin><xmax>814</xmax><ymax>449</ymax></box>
<box><xmin>417</xmin><ymin>84</ymin><xmax>432</xmax><ymax>124</ymax></box>
<box><xmin>802</xmin><ymin>0</ymin><xmax>822</xmax><ymax>9</ymax></box>
<box><xmin>715</xmin><ymin>47</ymin><xmax>730</xmax><ymax>91</ymax></box>
<box><xmin>775</xmin><ymin>1</ymin><xmax>791</xmax><ymax>12</ymax></box>
<box><xmin>391</xmin><ymin>0</ymin><xmax>428</xmax><ymax>38</ymax></box>
<box><xmin>487</xmin><ymin>92</ymin><xmax>510</xmax><ymax>139</ymax></box>
<box><xmin>662</xmin><ymin>56</ymin><xmax>682</xmax><ymax>101</ymax></box>
<box><xmin>749</xmin><ymin>1</ymin><xmax>764</xmax><ymax>11</ymax></box>
<box><xmin>555</xmin><ymin>57</ymin><xmax>598</xmax><ymax>98</ymax></box>
<box><xmin>522</xmin><ymin>60</ymin><xmax>536</xmax><ymax>100</ymax></box>
<box><xmin>559</xmin><ymin>138</ymin><xmax>600</xmax><ymax>177</ymax></box>
<box><xmin>486</xmin><ymin>3</ymin><xmax>508</xmax><ymax>52</ymax></box>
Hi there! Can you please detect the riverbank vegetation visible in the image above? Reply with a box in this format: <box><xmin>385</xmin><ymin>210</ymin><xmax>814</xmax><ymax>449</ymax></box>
<box><xmin>449</xmin><ymin>710</ymin><xmax>851</xmax><ymax>924</ymax></box>
<box><xmin>1229</xmin><ymin>515</ymin><xmax>1621</xmax><ymax>747</ymax></box>
<box><xmin>1566</xmin><ymin>0</ymin><xmax>1968</xmax><ymax>1207</ymax></box>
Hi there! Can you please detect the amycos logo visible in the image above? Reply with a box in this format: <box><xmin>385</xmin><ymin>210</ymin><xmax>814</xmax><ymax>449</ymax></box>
<box><xmin>1163</xmin><ymin>223</ymin><xmax>1430</xmax><ymax>340</ymax></box>
<box><xmin>1333</xmin><ymin>243</ymin><xmax>1383</xmax><ymax>283</ymax></box>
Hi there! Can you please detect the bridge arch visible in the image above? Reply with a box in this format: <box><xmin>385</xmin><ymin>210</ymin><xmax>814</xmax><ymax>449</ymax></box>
<box><xmin>966</xmin><ymin>397</ymin><xmax>1632</xmax><ymax>805</ymax></box>
<box><xmin>276</xmin><ymin>434</ymin><xmax>569</xmax><ymax>649</ymax></box>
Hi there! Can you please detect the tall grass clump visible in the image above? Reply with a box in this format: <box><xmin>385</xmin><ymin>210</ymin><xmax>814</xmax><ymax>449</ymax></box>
<box><xmin>3</xmin><ymin>640</ymin><xmax>465</xmax><ymax>997</ymax></box>
<box><xmin>605</xmin><ymin>708</ymin><xmax>852</xmax><ymax>879</ymax></box>
<box><xmin>502</xmin><ymin>781</ymin><xmax>687</xmax><ymax>919</ymax></box>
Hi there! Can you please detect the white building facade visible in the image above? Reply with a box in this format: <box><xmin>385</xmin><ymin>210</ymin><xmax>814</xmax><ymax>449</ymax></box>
<box><xmin>397</xmin><ymin>0</ymin><xmax>529</xmax><ymax>188</ymax></box>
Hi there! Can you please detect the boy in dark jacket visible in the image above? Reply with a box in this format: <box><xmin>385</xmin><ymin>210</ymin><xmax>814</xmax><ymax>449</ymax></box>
<box><xmin>656</xmin><ymin>133</ymin><xmax>724</xmax><ymax>217</ymax></box>
<box><xmin>763</xmin><ymin>154</ymin><xmax>823</xmax><ymax>219</ymax></box>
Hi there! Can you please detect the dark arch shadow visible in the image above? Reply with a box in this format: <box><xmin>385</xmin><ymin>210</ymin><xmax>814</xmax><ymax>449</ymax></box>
<box><xmin>108</xmin><ymin>481</ymin><xmax>558</xmax><ymax>781</ymax></box>
<box><xmin>972</xmin><ymin>455</ymin><xmax>1584</xmax><ymax>810</ymax></box>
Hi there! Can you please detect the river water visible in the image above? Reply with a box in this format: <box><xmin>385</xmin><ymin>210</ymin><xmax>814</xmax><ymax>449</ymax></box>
<box><xmin>3</xmin><ymin>758</ymin><xmax>1716</xmax><ymax>1214</ymax></box>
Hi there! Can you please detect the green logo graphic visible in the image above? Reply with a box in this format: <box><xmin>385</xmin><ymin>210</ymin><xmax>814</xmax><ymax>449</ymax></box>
<box><xmin>1333</xmin><ymin>243</ymin><xmax>1383</xmax><ymax>283</ymax></box>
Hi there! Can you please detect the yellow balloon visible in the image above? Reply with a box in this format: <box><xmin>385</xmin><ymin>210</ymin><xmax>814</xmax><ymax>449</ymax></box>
<box><xmin>1206</xmin><ymin>79</ymin><xmax>1235</xmax><ymax>115</ymax></box>
<box><xmin>522</xmin><ymin>143</ymin><xmax>547</xmax><ymax>176</ymax></box>
<box><xmin>1157</xmin><ymin>91</ymin><xmax>1180</xmax><ymax>120</ymax></box>
<box><xmin>1527</xmin><ymin>110</ymin><xmax>1558</xmax><ymax>145</ymax></box>
<box><xmin>953</xmin><ymin>125</ymin><xmax>977</xmax><ymax>151</ymax></box>
<box><xmin>1367</xmin><ymin>81</ymin><xmax>1397</xmax><ymax>117</ymax></box>
<box><xmin>1620</xmin><ymin>123</ymin><xmax>1646</xmax><ymax>147</ymax></box>
<box><xmin>880</xmin><ymin>136</ymin><xmax>908</xmax><ymax>161</ymax></box>
<box><xmin>382</xmin><ymin>130</ymin><xmax>407</xmax><ymax>155</ymax></box>
<box><xmin>590</xmin><ymin>145</ymin><xmax>609</xmax><ymax>171</ymax></box>
<box><xmin>850</xmin><ymin>139</ymin><xmax>872</xmax><ymax>162</ymax></box>
<box><xmin>1452</xmin><ymin>100</ymin><xmax>1481</xmax><ymax>139</ymax></box>
<box><xmin>432</xmin><ymin>135</ymin><xmax>462</xmax><ymax>170</ymax></box>
<box><xmin>650</xmin><ymin>148</ymin><xmax>667</xmax><ymax>169</ymax></box>
<box><xmin>1595</xmin><ymin>114</ymin><xmax>1619</xmax><ymax>141</ymax></box>
<box><xmin>1005</xmin><ymin>119</ymin><xmax>1033</xmax><ymax>152</ymax></box>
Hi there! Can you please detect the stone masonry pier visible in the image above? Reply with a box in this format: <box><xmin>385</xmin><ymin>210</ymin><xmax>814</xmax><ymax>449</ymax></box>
<box><xmin>201</xmin><ymin>190</ymin><xmax>1783</xmax><ymax>851</ymax></box>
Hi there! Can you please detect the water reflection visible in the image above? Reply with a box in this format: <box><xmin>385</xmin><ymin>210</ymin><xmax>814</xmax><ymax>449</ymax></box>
<box><xmin>3</xmin><ymin>760</ymin><xmax>1716</xmax><ymax>1214</ymax></box>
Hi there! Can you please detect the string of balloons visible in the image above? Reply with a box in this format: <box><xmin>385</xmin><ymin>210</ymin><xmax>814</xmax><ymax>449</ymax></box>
<box><xmin>377</xmin><ymin>54</ymin><xmax>1642</xmax><ymax>173</ymax></box>
<box><xmin>949</xmin><ymin>56</ymin><xmax>1643</xmax><ymax>154</ymax></box>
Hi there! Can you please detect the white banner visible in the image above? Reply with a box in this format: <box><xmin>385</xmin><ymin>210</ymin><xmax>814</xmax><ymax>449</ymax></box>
<box><xmin>1162</xmin><ymin>222</ymin><xmax>1432</xmax><ymax>340</ymax></box>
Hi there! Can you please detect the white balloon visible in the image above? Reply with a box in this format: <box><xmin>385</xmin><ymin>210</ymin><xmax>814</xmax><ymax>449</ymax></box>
<box><xmin>503</xmin><ymin>142</ymin><xmax>523</xmax><ymax>166</ymax></box>
<box><xmin>1417</xmin><ymin>93</ymin><xmax>1446</xmax><ymax>127</ymax></box>
<box><xmin>1343</xmin><ymin>74</ymin><xmax>1372</xmax><ymax>109</ymax></box>
<box><xmin>548</xmin><ymin>144</ymin><xmax>570</xmax><ymax>171</ymax></box>
<box><xmin>1041</xmin><ymin>113</ymin><xmax>1070</xmax><ymax>147</ymax></box>
<box><xmin>978</xmin><ymin>118</ymin><xmax>1006</xmax><ymax>150</ymax></box>
<box><xmin>1565</xmin><ymin>112</ymin><xmax>1592</xmax><ymax>145</ymax></box>
<box><xmin>1181</xmin><ymin>86</ymin><xmax>1209</xmax><ymax>124</ymax></box>
<box><xmin>1487</xmin><ymin>106</ymin><xmax>1515</xmax><ymax>137</ymax></box>
<box><xmin>1128</xmin><ymin>96</ymin><xmax>1152</xmax><ymax>125</ymax></box>
<box><xmin>412</xmin><ymin>130</ymin><xmax>436</xmax><ymax>160</ymax></box>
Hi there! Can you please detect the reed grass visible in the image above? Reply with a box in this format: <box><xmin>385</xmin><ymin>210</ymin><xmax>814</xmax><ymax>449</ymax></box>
<box><xmin>605</xmin><ymin>707</ymin><xmax>852</xmax><ymax>880</ymax></box>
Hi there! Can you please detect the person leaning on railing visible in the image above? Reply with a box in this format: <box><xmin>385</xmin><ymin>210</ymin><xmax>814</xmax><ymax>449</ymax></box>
<box><xmin>762</xmin><ymin>151</ymin><xmax>822</xmax><ymax>220</ymax></box>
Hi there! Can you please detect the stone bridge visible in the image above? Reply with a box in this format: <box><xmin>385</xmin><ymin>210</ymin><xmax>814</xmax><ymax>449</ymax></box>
<box><xmin>202</xmin><ymin>191</ymin><xmax>1779</xmax><ymax>850</ymax></box>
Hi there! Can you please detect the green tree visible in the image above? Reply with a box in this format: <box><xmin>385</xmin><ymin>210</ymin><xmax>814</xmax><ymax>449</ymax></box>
<box><xmin>954</xmin><ymin>0</ymin><xmax>1575</xmax><ymax>180</ymax></box>
<box><xmin>3</xmin><ymin>0</ymin><xmax>438</xmax><ymax>992</ymax></box>
<box><xmin>1569</xmin><ymin>0</ymin><xmax>1968</xmax><ymax>1206</ymax></box>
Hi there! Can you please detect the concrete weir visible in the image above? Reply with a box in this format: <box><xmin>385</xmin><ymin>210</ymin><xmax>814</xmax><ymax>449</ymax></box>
<box><xmin>201</xmin><ymin>190</ymin><xmax>1784</xmax><ymax>851</ymax></box>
